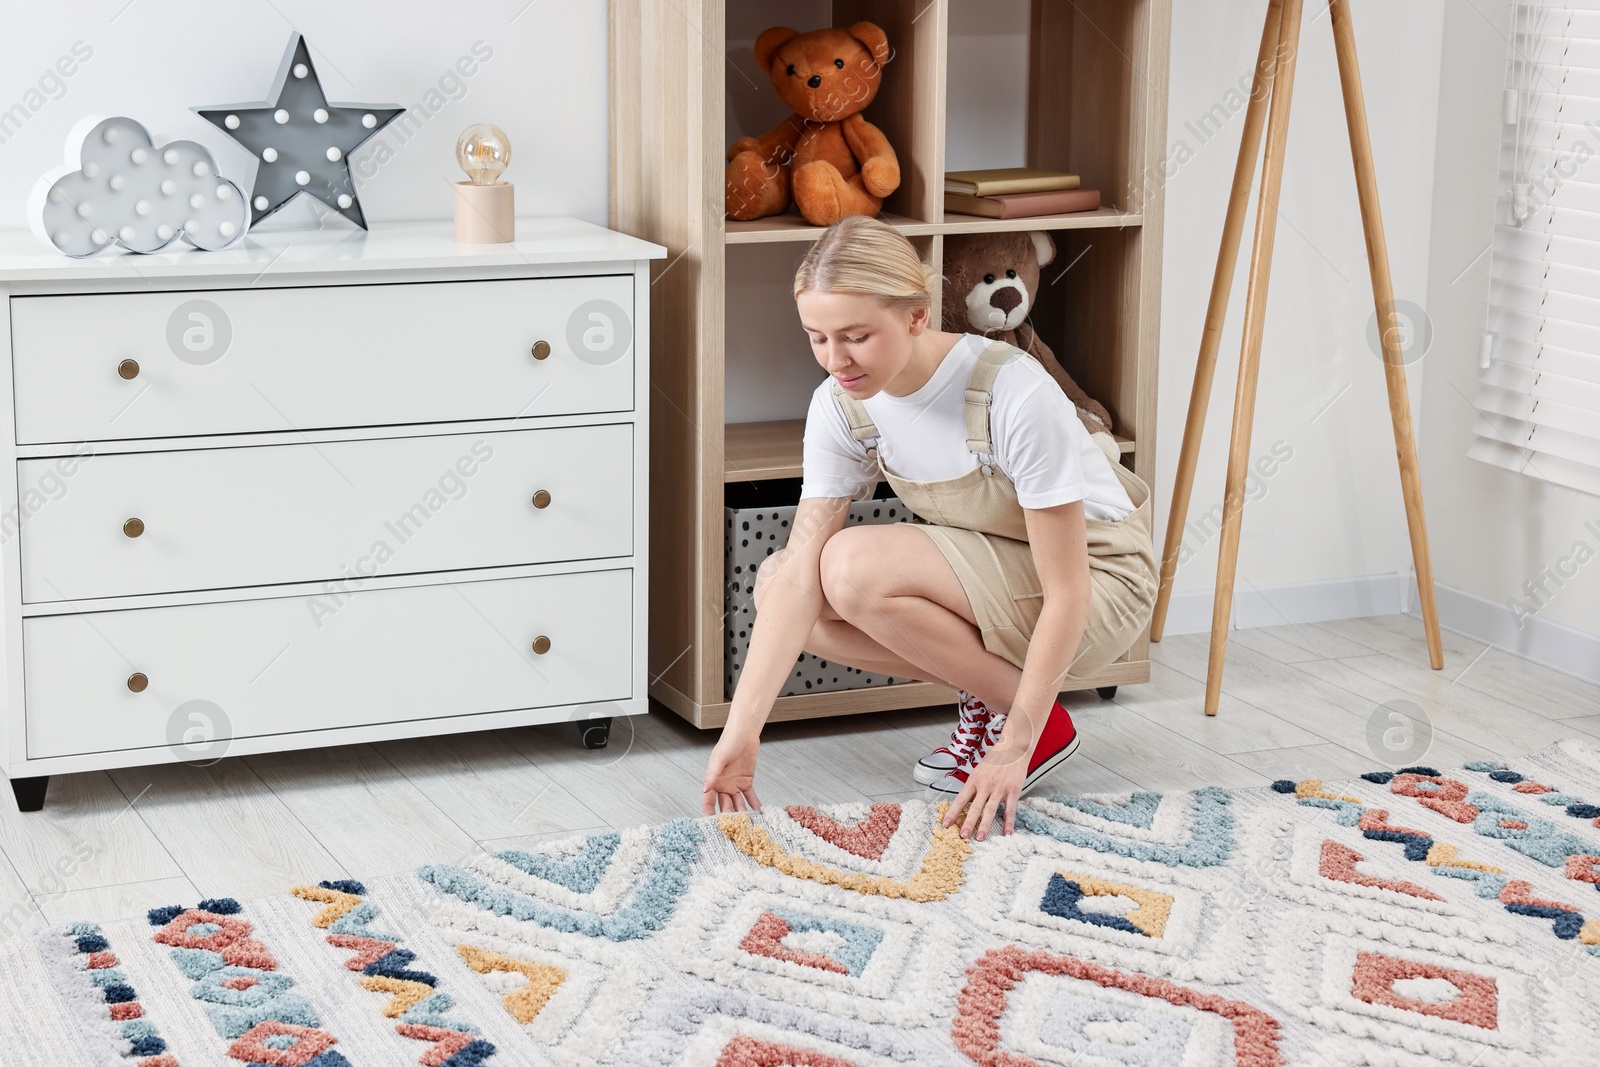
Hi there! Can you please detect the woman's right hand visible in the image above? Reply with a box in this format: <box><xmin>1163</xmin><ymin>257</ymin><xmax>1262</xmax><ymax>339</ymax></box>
<box><xmin>703</xmin><ymin>727</ymin><xmax>764</xmax><ymax>815</ymax></box>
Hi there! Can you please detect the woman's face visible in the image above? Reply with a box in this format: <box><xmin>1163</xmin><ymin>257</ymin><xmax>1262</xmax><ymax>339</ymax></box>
<box><xmin>796</xmin><ymin>291</ymin><xmax>927</xmax><ymax>398</ymax></box>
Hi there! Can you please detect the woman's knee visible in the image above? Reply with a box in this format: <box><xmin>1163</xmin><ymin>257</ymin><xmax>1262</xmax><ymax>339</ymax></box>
<box><xmin>753</xmin><ymin>549</ymin><xmax>845</xmax><ymax>620</ymax></box>
<box><xmin>818</xmin><ymin>529</ymin><xmax>878</xmax><ymax>615</ymax></box>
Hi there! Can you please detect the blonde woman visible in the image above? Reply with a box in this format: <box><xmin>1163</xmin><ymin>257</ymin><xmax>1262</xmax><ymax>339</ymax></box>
<box><xmin>702</xmin><ymin>216</ymin><xmax>1157</xmax><ymax>841</ymax></box>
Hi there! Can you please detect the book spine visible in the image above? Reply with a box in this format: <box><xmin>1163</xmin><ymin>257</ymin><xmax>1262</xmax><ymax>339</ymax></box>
<box><xmin>995</xmin><ymin>189</ymin><xmax>1100</xmax><ymax>218</ymax></box>
<box><xmin>944</xmin><ymin>189</ymin><xmax>1100</xmax><ymax>219</ymax></box>
<box><xmin>962</xmin><ymin>176</ymin><xmax>1082</xmax><ymax>197</ymax></box>
<box><xmin>943</xmin><ymin>192</ymin><xmax>1003</xmax><ymax>217</ymax></box>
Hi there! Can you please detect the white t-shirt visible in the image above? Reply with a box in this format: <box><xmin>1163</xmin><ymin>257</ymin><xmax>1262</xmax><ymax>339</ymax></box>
<box><xmin>798</xmin><ymin>332</ymin><xmax>1135</xmax><ymax>521</ymax></box>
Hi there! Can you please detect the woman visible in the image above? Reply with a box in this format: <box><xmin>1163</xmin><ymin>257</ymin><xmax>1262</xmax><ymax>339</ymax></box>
<box><xmin>702</xmin><ymin>215</ymin><xmax>1157</xmax><ymax>842</ymax></box>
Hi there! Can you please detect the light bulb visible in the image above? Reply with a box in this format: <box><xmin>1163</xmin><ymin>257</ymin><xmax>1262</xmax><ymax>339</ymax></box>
<box><xmin>456</xmin><ymin>124</ymin><xmax>511</xmax><ymax>185</ymax></box>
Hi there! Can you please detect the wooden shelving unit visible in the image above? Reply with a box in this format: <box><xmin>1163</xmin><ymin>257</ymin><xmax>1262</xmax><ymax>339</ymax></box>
<box><xmin>610</xmin><ymin>0</ymin><xmax>1172</xmax><ymax>728</ymax></box>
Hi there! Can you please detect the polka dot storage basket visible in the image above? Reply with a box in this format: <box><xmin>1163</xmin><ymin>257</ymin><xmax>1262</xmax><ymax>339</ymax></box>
<box><xmin>724</xmin><ymin>482</ymin><xmax>915</xmax><ymax>699</ymax></box>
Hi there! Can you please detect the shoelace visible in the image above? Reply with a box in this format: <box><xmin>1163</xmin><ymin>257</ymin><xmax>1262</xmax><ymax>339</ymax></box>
<box><xmin>957</xmin><ymin>708</ymin><xmax>1009</xmax><ymax>773</ymax></box>
<box><xmin>939</xmin><ymin>691</ymin><xmax>991</xmax><ymax>764</ymax></box>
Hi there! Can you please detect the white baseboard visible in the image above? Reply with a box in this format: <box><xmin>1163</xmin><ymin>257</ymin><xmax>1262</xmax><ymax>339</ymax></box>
<box><xmin>1159</xmin><ymin>572</ymin><xmax>1411</xmax><ymax>636</ymax></box>
<box><xmin>1162</xmin><ymin>569</ymin><xmax>1600</xmax><ymax>687</ymax></box>
<box><xmin>1417</xmin><ymin>578</ymin><xmax>1600</xmax><ymax>687</ymax></box>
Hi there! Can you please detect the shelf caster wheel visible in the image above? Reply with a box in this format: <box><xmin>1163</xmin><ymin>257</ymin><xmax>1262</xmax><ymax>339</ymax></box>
<box><xmin>1095</xmin><ymin>686</ymin><xmax>1117</xmax><ymax>700</ymax></box>
<box><xmin>578</xmin><ymin>717</ymin><xmax>612</xmax><ymax>750</ymax></box>
<box><xmin>9</xmin><ymin>775</ymin><xmax>48</xmax><ymax>813</ymax></box>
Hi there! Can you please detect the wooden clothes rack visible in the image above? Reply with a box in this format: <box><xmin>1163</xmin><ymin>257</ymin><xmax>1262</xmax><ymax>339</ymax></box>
<box><xmin>1150</xmin><ymin>0</ymin><xmax>1445</xmax><ymax>715</ymax></box>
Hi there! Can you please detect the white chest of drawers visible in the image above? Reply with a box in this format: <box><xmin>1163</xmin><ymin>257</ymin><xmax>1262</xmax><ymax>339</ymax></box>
<box><xmin>0</xmin><ymin>218</ymin><xmax>665</xmax><ymax>811</ymax></box>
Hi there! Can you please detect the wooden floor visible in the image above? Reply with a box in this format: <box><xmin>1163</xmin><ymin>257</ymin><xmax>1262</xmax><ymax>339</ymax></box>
<box><xmin>3</xmin><ymin>614</ymin><xmax>1596</xmax><ymax>951</ymax></box>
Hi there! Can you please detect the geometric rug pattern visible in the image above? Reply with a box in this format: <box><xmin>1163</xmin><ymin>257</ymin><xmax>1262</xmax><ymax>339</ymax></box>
<box><xmin>3</xmin><ymin>738</ymin><xmax>1599</xmax><ymax>1065</ymax></box>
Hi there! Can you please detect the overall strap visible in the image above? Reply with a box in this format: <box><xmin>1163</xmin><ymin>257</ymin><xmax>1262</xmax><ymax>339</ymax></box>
<box><xmin>965</xmin><ymin>340</ymin><xmax>1019</xmax><ymax>458</ymax></box>
<box><xmin>831</xmin><ymin>379</ymin><xmax>882</xmax><ymax>450</ymax></box>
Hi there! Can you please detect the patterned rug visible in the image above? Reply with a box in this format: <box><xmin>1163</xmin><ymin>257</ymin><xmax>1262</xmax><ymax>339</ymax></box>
<box><xmin>5</xmin><ymin>738</ymin><xmax>1600</xmax><ymax>1066</ymax></box>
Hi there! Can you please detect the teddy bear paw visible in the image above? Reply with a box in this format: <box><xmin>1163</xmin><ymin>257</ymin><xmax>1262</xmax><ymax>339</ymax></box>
<box><xmin>793</xmin><ymin>160</ymin><xmax>888</xmax><ymax>226</ymax></box>
<box><xmin>726</xmin><ymin>151</ymin><xmax>791</xmax><ymax>220</ymax></box>
<box><xmin>792</xmin><ymin>160</ymin><xmax>848</xmax><ymax>226</ymax></box>
<box><xmin>861</xmin><ymin>156</ymin><xmax>899</xmax><ymax>198</ymax></box>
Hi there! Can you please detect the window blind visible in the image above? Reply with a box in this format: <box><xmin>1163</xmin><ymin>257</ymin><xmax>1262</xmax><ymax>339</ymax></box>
<box><xmin>1472</xmin><ymin>0</ymin><xmax>1600</xmax><ymax>497</ymax></box>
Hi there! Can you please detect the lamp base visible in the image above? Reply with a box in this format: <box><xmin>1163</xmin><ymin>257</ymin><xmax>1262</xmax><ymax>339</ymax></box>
<box><xmin>453</xmin><ymin>181</ymin><xmax>515</xmax><ymax>242</ymax></box>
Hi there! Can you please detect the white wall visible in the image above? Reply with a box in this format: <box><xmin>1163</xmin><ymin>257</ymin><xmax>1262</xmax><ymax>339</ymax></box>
<box><xmin>1153</xmin><ymin>0</ymin><xmax>1447</xmax><ymax>631</ymax></box>
<box><xmin>1420</xmin><ymin>0</ymin><xmax>1600</xmax><ymax>670</ymax></box>
<box><xmin>0</xmin><ymin>0</ymin><xmax>610</xmax><ymax>232</ymax></box>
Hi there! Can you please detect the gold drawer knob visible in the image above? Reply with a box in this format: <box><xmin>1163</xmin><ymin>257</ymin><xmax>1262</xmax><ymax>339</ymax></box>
<box><xmin>123</xmin><ymin>517</ymin><xmax>145</xmax><ymax>538</ymax></box>
<box><xmin>531</xmin><ymin>340</ymin><xmax>551</xmax><ymax>360</ymax></box>
<box><xmin>127</xmin><ymin>672</ymin><xmax>148</xmax><ymax>692</ymax></box>
<box><xmin>118</xmin><ymin>359</ymin><xmax>140</xmax><ymax>380</ymax></box>
<box><xmin>531</xmin><ymin>635</ymin><xmax>551</xmax><ymax>655</ymax></box>
<box><xmin>531</xmin><ymin>489</ymin><xmax>552</xmax><ymax>509</ymax></box>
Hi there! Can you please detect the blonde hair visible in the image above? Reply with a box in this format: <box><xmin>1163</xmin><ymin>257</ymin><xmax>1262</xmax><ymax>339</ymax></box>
<box><xmin>793</xmin><ymin>215</ymin><xmax>939</xmax><ymax>320</ymax></box>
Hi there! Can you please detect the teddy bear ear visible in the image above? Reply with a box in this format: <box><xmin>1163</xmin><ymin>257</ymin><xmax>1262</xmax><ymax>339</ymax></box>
<box><xmin>753</xmin><ymin>26</ymin><xmax>801</xmax><ymax>73</ymax></box>
<box><xmin>847</xmin><ymin>21</ymin><xmax>891</xmax><ymax>68</ymax></box>
<box><xmin>1028</xmin><ymin>229</ymin><xmax>1056</xmax><ymax>268</ymax></box>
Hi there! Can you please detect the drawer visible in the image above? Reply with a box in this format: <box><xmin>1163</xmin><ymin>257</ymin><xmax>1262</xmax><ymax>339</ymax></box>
<box><xmin>9</xmin><ymin>275</ymin><xmax>635</xmax><ymax>444</ymax></box>
<box><xmin>18</xmin><ymin>423</ymin><xmax>633</xmax><ymax>604</ymax></box>
<box><xmin>23</xmin><ymin>568</ymin><xmax>633</xmax><ymax>760</ymax></box>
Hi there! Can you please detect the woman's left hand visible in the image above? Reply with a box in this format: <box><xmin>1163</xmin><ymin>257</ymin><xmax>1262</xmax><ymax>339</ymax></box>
<box><xmin>703</xmin><ymin>727</ymin><xmax>764</xmax><ymax>816</ymax></box>
<box><xmin>940</xmin><ymin>738</ymin><xmax>1028</xmax><ymax>840</ymax></box>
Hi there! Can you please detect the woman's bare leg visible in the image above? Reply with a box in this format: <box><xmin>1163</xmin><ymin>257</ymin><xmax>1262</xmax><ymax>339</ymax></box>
<box><xmin>752</xmin><ymin>556</ymin><xmax>954</xmax><ymax>685</ymax></box>
<box><xmin>802</xmin><ymin>616</ymin><xmax>954</xmax><ymax>686</ymax></box>
<box><xmin>817</xmin><ymin>525</ymin><xmax>1027</xmax><ymax>716</ymax></box>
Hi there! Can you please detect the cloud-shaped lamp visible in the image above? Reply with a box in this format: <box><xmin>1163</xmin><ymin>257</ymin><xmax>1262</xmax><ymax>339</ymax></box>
<box><xmin>28</xmin><ymin>115</ymin><xmax>250</xmax><ymax>258</ymax></box>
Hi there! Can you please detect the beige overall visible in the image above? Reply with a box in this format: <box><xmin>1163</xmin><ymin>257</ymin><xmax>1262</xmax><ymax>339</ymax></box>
<box><xmin>831</xmin><ymin>339</ymin><xmax>1158</xmax><ymax>680</ymax></box>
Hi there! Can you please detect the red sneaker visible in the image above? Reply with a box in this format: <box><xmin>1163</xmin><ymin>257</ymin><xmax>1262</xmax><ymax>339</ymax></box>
<box><xmin>928</xmin><ymin>698</ymin><xmax>1080</xmax><ymax>796</ymax></box>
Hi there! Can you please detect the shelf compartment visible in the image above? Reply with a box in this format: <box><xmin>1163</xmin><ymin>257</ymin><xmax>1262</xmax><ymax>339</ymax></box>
<box><xmin>1026</xmin><ymin>226</ymin><xmax>1148</xmax><ymax>449</ymax></box>
<box><xmin>944</xmin><ymin>0</ymin><xmax>1147</xmax><ymax>222</ymax></box>
<box><xmin>724</xmin><ymin>0</ymin><xmax>947</xmax><ymax>230</ymax></box>
<box><xmin>724</xmin><ymin>417</ymin><xmax>1134</xmax><ymax>483</ymax></box>
<box><xmin>724</xmin><ymin>418</ymin><xmax>808</xmax><ymax>482</ymax></box>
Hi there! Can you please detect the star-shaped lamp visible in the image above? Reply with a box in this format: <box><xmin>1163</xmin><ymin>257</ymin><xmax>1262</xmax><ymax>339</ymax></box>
<box><xmin>196</xmin><ymin>34</ymin><xmax>401</xmax><ymax>230</ymax></box>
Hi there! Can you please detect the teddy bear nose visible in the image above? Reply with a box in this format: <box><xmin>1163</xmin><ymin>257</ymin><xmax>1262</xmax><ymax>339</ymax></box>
<box><xmin>989</xmin><ymin>286</ymin><xmax>1022</xmax><ymax>314</ymax></box>
<box><xmin>807</xmin><ymin>74</ymin><xmax>822</xmax><ymax>88</ymax></box>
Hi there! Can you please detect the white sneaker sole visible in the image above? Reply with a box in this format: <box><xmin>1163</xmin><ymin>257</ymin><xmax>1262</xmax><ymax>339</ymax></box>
<box><xmin>1020</xmin><ymin>732</ymin><xmax>1081</xmax><ymax>795</ymax></box>
<box><xmin>912</xmin><ymin>758</ymin><xmax>957</xmax><ymax>786</ymax></box>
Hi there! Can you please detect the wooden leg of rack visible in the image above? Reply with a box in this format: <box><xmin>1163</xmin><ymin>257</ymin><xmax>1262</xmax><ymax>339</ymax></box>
<box><xmin>1152</xmin><ymin>0</ymin><xmax>1285</xmax><ymax>644</ymax></box>
<box><xmin>1205</xmin><ymin>0</ymin><xmax>1305</xmax><ymax>717</ymax></box>
<box><xmin>1328</xmin><ymin>0</ymin><xmax>1444</xmax><ymax>670</ymax></box>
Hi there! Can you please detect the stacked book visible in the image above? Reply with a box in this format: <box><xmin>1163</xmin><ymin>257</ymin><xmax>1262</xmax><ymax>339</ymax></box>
<box><xmin>944</xmin><ymin>167</ymin><xmax>1101</xmax><ymax>219</ymax></box>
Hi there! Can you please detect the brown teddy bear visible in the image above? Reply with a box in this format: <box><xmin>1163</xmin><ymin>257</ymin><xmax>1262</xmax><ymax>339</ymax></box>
<box><xmin>725</xmin><ymin>22</ymin><xmax>901</xmax><ymax>227</ymax></box>
<box><xmin>942</xmin><ymin>229</ymin><xmax>1114</xmax><ymax>437</ymax></box>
